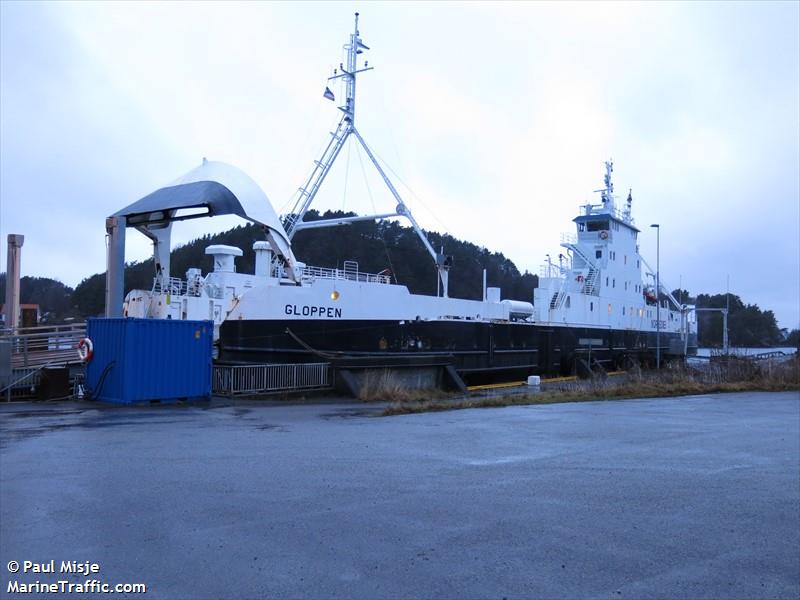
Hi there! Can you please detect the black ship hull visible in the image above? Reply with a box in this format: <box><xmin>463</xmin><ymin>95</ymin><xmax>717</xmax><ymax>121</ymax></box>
<box><xmin>219</xmin><ymin>319</ymin><xmax>696</xmax><ymax>385</ymax></box>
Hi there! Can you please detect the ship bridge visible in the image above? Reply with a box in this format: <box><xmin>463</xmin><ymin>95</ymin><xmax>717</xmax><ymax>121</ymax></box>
<box><xmin>570</xmin><ymin>160</ymin><xmax>640</xmax><ymax>255</ymax></box>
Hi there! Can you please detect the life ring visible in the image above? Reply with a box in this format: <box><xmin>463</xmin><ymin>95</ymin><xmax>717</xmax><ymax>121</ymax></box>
<box><xmin>599</xmin><ymin>231</ymin><xmax>609</xmax><ymax>240</ymax></box>
<box><xmin>576</xmin><ymin>274</ymin><xmax>585</xmax><ymax>282</ymax></box>
<box><xmin>76</xmin><ymin>337</ymin><xmax>94</xmax><ymax>363</ymax></box>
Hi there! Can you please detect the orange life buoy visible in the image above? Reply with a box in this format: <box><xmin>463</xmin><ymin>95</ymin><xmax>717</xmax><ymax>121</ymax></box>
<box><xmin>76</xmin><ymin>337</ymin><xmax>94</xmax><ymax>363</ymax></box>
<box><xmin>599</xmin><ymin>230</ymin><xmax>609</xmax><ymax>240</ymax></box>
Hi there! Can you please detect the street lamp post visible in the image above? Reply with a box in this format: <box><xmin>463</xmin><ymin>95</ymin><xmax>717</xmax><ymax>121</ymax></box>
<box><xmin>650</xmin><ymin>224</ymin><xmax>660</xmax><ymax>369</ymax></box>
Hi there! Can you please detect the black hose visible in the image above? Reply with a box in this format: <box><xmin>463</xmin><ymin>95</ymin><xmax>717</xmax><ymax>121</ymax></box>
<box><xmin>87</xmin><ymin>361</ymin><xmax>115</xmax><ymax>401</ymax></box>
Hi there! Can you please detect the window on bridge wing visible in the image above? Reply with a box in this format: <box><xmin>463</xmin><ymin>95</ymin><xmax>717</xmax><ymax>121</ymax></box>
<box><xmin>586</xmin><ymin>220</ymin><xmax>609</xmax><ymax>231</ymax></box>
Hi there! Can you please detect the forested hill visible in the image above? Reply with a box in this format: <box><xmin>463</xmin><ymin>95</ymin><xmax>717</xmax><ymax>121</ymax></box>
<box><xmin>1</xmin><ymin>210</ymin><xmax>796</xmax><ymax>348</ymax></box>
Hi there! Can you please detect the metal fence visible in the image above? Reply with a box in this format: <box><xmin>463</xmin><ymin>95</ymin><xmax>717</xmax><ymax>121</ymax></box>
<box><xmin>2</xmin><ymin>323</ymin><xmax>86</xmax><ymax>369</ymax></box>
<box><xmin>3</xmin><ymin>365</ymin><xmax>41</xmax><ymax>397</ymax></box>
<box><xmin>212</xmin><ymin>362</ymin><xmax>331</xmax><ymax>396</ymax></box>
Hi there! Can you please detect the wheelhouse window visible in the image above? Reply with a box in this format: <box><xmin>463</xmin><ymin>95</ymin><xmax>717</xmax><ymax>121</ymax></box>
<box><xmin>587</xmin><ymin>220</ymin><xmax>610</xmax><ymax>232</ymax></box>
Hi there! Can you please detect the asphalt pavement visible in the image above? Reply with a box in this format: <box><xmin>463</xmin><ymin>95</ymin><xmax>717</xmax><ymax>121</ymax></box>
<box><xmin>1</xmin><ymin>391</ymin><xmax>798</xmax><ymax>599</ymax></box>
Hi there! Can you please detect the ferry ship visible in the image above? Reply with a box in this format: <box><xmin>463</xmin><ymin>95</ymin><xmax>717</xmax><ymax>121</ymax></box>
<box><xmin>120</xmin><ymin>14</ymin><xmax>697</xmax><ymax>385</ymax></box>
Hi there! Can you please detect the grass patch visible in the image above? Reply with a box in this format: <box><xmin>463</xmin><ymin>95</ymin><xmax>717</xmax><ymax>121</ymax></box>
<box><xmin>357</xmin><ymin>369</ymin><xmax>453</xmax><ymax>403</ymax></box>
<box><xmin>383</xmin><ymin>355</ymin><xmax>800</xmax><ymax>416</ymax></box>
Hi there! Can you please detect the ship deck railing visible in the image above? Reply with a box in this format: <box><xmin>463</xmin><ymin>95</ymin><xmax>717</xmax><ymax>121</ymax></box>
<box><xmin>150</xmin><ymin>262</ymin><xmax>392</xmax><ymax>299</ymax></box>
<box><xmin>561</xmin><ymin>232</ymin><xmax>578</xmax><ymax>245</ymax></box>
<box><xmin>298</xmin><ymin>264</ymin><xmax>391</xmax><ymax>285</ymax></box>
<box><xmin>581</xmin><ymin>203</ymin><xmax>633</xmax><ymax>223</ymax></box>
<box><xmin>151</xmin><ymin>277</ymin><xmax>208</xmax><ymax>297</ymax></box>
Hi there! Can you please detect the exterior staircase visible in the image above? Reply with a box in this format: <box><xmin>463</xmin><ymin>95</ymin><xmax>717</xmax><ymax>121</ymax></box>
<box><xmin>563</xmin><ymin>242</ymin><xmax>600</xmax><ymax>296</ymax></box>
<box><xmin>582</xmin><ymin>267</ymin><xmax>599</xmax><ymax>295</ymax></box>
<box><xmin>549</xmin><ymin>289</ymin><xmax>566</xmax><ymax>310</ymax></box>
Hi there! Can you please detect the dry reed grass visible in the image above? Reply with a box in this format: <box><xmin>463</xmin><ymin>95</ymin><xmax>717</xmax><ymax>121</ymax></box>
<box><xmin>383</xmin><ymin>355</ymin><xmax>799</xmax><ymax>416</ymax></box>
<box><xmin>357</xmin><ymin>369</ymin><xmax>452</xmax><ymax>403</ymax></box>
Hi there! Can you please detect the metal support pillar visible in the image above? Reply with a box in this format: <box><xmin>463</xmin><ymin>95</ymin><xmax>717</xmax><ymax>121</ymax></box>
<box><xmin>105</xmin><ymin>216</ymin><xmax>126</xmax><ymax>317</ymax></box>
<box><xmin>4</xmin><ymin>234</ymin><xmax>24</xmax><ymax>332</ymax></box>
<box><xmin>147</xmin><ymin>224</ymin><xmax>173</xmax><ymax>289</ymax></box>
<box><xmin>722</xmin><ymin>309</ymin><xmax>729</xmax><ymax>355</ymax></box>
<box><xmin>650</xmin><ymin>223</ymin><xmax>661</xmax><ymax>369</ymax></box>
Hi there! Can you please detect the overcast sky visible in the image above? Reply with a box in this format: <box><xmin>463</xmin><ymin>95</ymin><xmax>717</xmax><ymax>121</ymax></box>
<box><xmin>1</xmin><ymin>1</ymin><xmax>798</xmax><ymax>330</ymax></box>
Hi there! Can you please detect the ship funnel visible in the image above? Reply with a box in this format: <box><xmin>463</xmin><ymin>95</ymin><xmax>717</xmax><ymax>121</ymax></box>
<box><xmin>205</xmin><ymin>245</ymin><xmax>243</xmax><ymax>273</ymax></box>
<box><xmin>253</xmin><ymin>241</ymin><xmax>273</xmax><ymax>277</ymax></box>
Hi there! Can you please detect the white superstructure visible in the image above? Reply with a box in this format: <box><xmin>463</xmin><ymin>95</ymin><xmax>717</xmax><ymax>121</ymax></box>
<box><xmin>122</xmin><ymin>14</ymin><xmax>696</xmax><ymax>360</ymax></box>
<box><xmin>534</xmin><ymin>161</ymin><xmax>692</xmax><ymax>336</ymax></box>
<box><xmin>124</xmin><ymin>160</ymin><xmax>692</xmax><ymax>342</ymax></box>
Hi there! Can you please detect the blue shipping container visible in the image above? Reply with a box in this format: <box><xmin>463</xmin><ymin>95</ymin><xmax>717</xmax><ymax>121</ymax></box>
<box><xmin>85</xmin><ymin>318</ymin><xmax>213</xmax><ymax>404</ymax></box>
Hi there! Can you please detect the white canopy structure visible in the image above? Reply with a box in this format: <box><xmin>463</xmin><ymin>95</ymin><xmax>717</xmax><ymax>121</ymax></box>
<box><xmin>105</xmin><ymin>160</ymin><xmax>298</xmax><ymax>317</ymax></box>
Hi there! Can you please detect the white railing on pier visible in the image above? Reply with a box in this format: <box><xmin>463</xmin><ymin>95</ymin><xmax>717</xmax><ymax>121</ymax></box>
<box><xmin>1</xmin><ymin>323</ymin><xmax>86</xmax><ymax>369</ymax></box>
<box><xmin>212</xmin><ymin>362</ymin><xmax>331</xmax><ymax>396</ymax></box>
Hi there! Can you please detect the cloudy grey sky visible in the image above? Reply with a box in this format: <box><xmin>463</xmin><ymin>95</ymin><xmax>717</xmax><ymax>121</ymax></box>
<box><xmin>1</xmin><ymin>1</ymin><xmax>798</xmax><ymax>329</ymax></box>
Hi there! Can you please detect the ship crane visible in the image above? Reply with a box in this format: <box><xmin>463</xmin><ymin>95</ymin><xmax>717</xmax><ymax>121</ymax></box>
<box><xmin>281</xmin><ymin>13</ymin><xmax>453</xmax><ymax>297</ymax></box>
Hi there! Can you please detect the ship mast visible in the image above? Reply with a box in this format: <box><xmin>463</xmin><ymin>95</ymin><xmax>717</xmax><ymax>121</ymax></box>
<box><xmin>282</xmin><ymin>13</ymin><xmax>452</xmax><ymax>297</ymax></box>
<box><xmin>600</xmin><ymin>159</ymin><xmax>614</xmax><ymax>209</ymax></box>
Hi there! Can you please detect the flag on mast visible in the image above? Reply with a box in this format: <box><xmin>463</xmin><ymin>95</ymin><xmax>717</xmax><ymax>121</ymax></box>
<box><xmin>323</xmin><ymin>86</ymin><xmax>335</xmax><ymax>101</ymax></box>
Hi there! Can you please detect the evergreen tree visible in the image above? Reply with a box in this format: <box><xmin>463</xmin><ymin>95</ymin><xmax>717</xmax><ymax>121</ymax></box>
<box><xmin>0</xmin><ymin>274</ymin><xmax>75</xmax><ymax>322</ymax></box>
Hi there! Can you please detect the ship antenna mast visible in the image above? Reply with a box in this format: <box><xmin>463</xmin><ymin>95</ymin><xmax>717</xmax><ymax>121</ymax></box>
<box><xmin>282</xmin><ymin>13</ymin><xmax>453</xmax><ymax>297</ymax></box>
<box><xmin>601</xmin><ymin>159</ymin><xmax>614</xmax><ymax>208</ymax></box>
